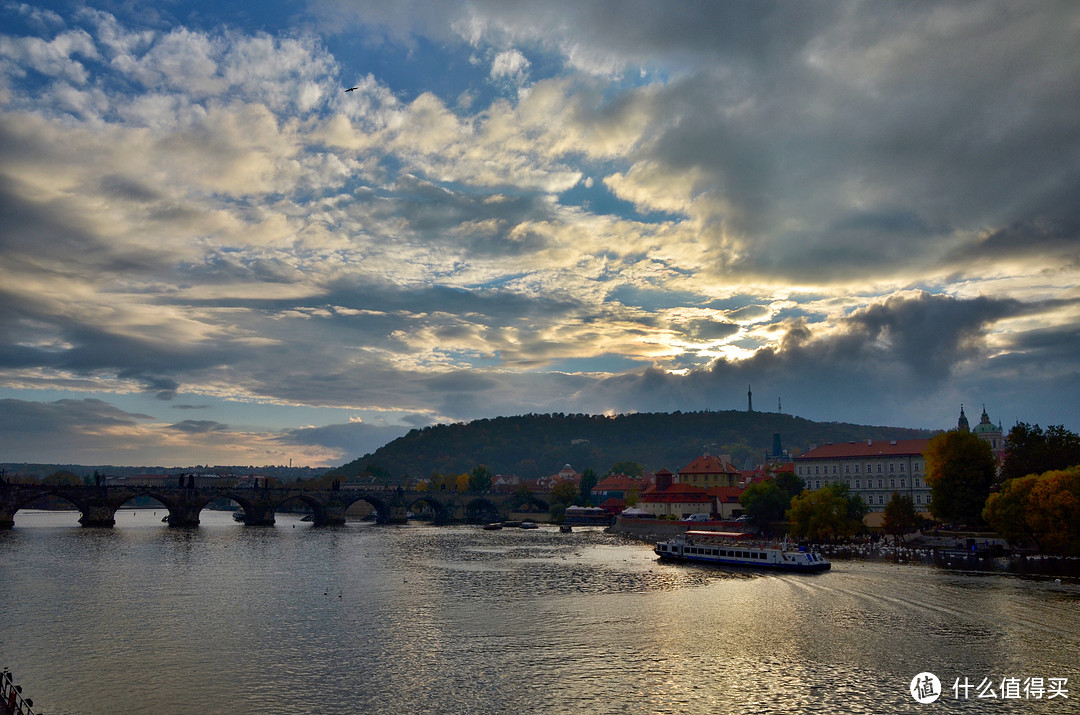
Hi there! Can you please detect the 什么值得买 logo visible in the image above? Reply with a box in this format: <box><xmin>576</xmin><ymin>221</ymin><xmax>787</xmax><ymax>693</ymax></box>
<box><xmin>910</xmin><ymin>672</ymin><xmax>941</xmax><ymax>704</ymax></box>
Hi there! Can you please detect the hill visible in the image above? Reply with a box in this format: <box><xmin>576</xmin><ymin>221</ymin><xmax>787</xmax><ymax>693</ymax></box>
<box><xmin>328</xmin><ymin>410</ymin><xmax>936</xmax><ymax>481</ymax></box>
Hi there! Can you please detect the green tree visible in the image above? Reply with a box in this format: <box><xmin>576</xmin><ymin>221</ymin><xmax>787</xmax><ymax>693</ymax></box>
<box><xmin>924</xmin><ymin>430</ymin><xmax>997</xmax><ymax>526</ymax></box>
<box><xmin>983</xmin><ymin>474</ymin><xmax>1041</xmax><ymax>548</ymax></box>
<box><xmin>468</xmin><ymin>465</ymin><xmax>493</xmax><ymax>492</ymax></box>
<box><xmin>578</xmin><ymin>468</ymin><xmax>599</xmax><ymax>505</ymax></box>
<box><xmin>550</xmin><ymin>481</ymin><xmax>578</xmax><ymax>507</ymax></box>
<box><xmin>787</xmin><ymin>484</ymin><xmax>862</xmax><ymax>541</ymax></box>
<box><xmin>42</xmin><ymin>470</ymin><xmax>81</xmax><ymax>485</ymax></box>
<box><xmin>1025</xmin><ymin>467</ymin><xmax>1080</xmax><ymax>556</ymax></box>
<box><xmin>1001</xmin><ymin>423</ymin><xmax>1080</xmax><ymax>483</ymax></box>
<box><xmin>772</xmin><ymin>472</ymin><xmax>805</xmax><ymax>501</ymax></box>
<box><xmin>882</xmin><ymin>492</ymin><xmax>917</xmax><ymax>543</ymax></box>
<box><xmin>740</xmin><ymin>481</ymin><xmax>790</xmax><ymax>531</ymax></box>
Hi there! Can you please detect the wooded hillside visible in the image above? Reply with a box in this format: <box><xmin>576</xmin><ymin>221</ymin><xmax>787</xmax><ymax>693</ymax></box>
<box><xmin>328</xmin><ymin>411</ymin><xmax>935</xmax><ymax>482</ymax></box>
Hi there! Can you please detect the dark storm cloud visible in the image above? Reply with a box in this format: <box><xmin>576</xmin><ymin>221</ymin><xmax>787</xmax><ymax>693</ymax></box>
<box><xmin>168</xmin><ymin>419</ymin><xmax>228</xmax><ymax>433</ymax></box>
<box><xmin>278</xmin><ymin>422</ymin><xmax>410</xmax><ymax>458</ymax></box>
<box><xmin>423</xmin><ymin>371</ymin><xmax>499</xmax><ymax>393</ymax></box>
<box><xmin>687</xmin><ymin>320</ymin><xmax>739</xmax><ymax>341</ymax></box>
<box><xmin>568</xmin><ymin>293</ymin><xmax>1031</xmax><ymax>425</ymax></box>
<box><xmin>372</xmin><ymin>174</ymin><xmax>559</xmax><ymax>256</ymax></box>
<box><xmin>0</xmin><ymin>398</ymin><xmax>151</xmax><ymax>435</ymax></box>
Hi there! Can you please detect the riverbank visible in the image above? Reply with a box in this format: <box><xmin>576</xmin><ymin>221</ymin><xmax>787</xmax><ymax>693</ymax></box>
<box><xmin>609</xmin><ymin>517</ymin><xmax>1080</xmax><ymax>578</ymax></box>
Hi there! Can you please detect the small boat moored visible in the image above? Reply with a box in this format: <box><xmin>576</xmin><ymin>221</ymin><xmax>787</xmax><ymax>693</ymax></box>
<box><xmin>655</xmin><ymin>530</ymin><xmax>830</xmax><ymax>573</ymax></box>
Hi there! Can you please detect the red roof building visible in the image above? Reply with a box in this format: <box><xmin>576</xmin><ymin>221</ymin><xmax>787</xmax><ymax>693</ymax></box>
<box><xmin>795</xmin><ymin>438</ymin><xmax>932</xmax><ymax>518</ymax></box>
<box><xmin>676</xmin><ymin>454</ymin><xmax>741</xmax><ymax>488</ymax></box>
<box><xmin>637</xmin><ymin>482</ymin><xmax>711</xmax><ymax>518</ymax></box>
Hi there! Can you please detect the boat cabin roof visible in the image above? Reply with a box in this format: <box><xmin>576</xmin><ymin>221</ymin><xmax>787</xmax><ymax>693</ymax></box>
<box><xmin>685</xmin><ymin>530</ymin><xmax>752</xmax><ymax>539</ymax></box>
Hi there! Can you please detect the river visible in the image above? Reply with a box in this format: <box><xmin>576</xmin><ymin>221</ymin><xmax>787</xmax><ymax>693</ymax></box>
<box><xmin>1</xmin><ymin>510</ymin><xmax>1077</xmax><ymax>714</ymax></box>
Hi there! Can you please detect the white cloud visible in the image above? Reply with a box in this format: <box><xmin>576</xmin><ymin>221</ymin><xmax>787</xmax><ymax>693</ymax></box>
<box><xmin>0</xmin><ymin>29</ymin><xmax>98</xmax><ymax>83</ymax></box>
<box><xmin>490</xmin><ymin>48</ymin><xmax>530</xmax><ymax>86</ymax></box>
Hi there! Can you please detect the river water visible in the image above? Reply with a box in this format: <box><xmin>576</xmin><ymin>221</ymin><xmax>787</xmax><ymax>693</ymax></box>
<box><xmin>1</xmin><ymin>510</ymin><xmax>1077</xmax><ymax>714</ymax></box>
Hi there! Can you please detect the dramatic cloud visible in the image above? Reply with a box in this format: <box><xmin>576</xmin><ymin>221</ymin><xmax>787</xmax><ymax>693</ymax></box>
<box><xmin>0</xmin><ymin>1</ymin><xmax>1078</xmax><ymax>467</ymax></box>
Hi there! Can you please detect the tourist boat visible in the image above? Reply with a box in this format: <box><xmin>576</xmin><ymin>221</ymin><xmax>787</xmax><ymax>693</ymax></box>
<box><xmin>482</xmin><ymin>522</ymin><xmax>503</xmax><ymax>530</ymax></box>
<box><xmin>654</xmin><ymin>531</ymin><xmax>830</xmax><ymax>573</ymax></box>
<box><xmin>519</xmin><ymin>521</ymin><xmax>538</xmax><ymax>529</ymax></box>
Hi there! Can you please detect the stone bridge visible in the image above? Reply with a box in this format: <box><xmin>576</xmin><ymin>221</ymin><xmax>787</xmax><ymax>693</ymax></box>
<box><xmin>0</xmin><ymin>483</ymin><xmax>550</xmax><ymax>529</ymax></box>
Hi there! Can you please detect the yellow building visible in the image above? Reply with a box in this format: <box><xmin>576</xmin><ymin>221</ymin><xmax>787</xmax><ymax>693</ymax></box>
<box><xmin>676</xmin><ymin>454</ymin><xmax>741</xmax><ymax>488</ymax></box>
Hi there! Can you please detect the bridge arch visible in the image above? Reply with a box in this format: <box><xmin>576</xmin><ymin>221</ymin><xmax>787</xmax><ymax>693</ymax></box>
<box><xmin>403</xmin><ymin>495</ymin><xmax>449</xmax><ymax>523</ymax></box>
<box><xmin>272</xmin><ymin>492</ymin><xmax>328</xmax><ymax>525</ymax></box>
<box><xmin>333</xmin><ymin>493</ymin><xmax>390</xmax><ymax>524</ymax></box>
<box><xmin>8</xmin><ymin>488</ymin><xmax>86</xmax><ymax>526</ymax></box>
<box><xmin>463</xmin><ymin>497</ymin><xmax>501</xmax><ymax>523</ymax></box>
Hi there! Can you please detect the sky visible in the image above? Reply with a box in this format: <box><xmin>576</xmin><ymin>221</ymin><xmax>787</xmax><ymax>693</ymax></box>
<box><xmin>1</xmin><ymin>1</ymin><xmax>1078</xmax><ymax>468</ymax></box>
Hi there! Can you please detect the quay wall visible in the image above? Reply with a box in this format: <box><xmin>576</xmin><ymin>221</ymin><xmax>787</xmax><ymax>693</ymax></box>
<box><xmin>610</xmin><ymin>517</ymin><xmax>689</xmax><ymax>542</ymax></box>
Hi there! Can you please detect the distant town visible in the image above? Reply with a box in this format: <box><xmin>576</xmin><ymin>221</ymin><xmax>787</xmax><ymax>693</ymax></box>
<box><xmin>2</xmin><ymin>404</ymin><xmax>1078</xmax><ymax>557</ymax></box>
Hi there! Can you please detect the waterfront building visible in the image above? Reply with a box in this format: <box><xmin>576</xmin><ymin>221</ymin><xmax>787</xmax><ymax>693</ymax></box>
<box><xmin>793</xmin><ymin>438</ymin><xmax>932</xmax><ymax>525</ymax></box>
<box><xmin>637</xmin><ymin>481</ymin><xmax>712</xmax><ymax>518</ymax></box>
<box><xmin>707</xmin><ymin>486</ymin><xmax>746</xmax><ymax>520</ymax></box>
<box><xmin>590</xmin><ymin>473</ymin><xmax>648</xmax><ymax>513</ymax></box>
<box><xmin>675</xmin><ymin>454</ymin><xmax>741</xmax><ymax>488</ymax></box>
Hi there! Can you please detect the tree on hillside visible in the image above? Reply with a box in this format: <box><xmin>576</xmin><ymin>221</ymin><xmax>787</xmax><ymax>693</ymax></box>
<box><xmin>924</xmin><ymin>430</ymin><xmax>996</xmax><ymax>527</ymax></box>
<box><xmin>882</xmin><ymin>492</ymin><xmax>918</xmax><ymax>544</ymax></box>
<box><xmin>608</xmin><ymin>461</ymin><xmax>643</xmax><ymax>477</ymax></box>
<box><xmin>1001</xmin><ymin>423</ymin><xmax>1080</xmax><ymax>483</ymax></box>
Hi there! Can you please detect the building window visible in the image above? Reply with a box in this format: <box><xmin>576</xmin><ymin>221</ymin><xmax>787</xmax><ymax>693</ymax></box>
<box><xmin>889</xmin><ymin>463</ymin><xmax>895</xmax><ymax>472</ymax></box>
<box><xmin>890</xmin><ymin>479</ymin><xmax>895</xmax><ymax>489</ymax></box>
<box><xmin>899</xmin><ymin>464</ymin><xmax>905</xmax><ymax>472</ymax></box>
<box><xmin>815</xmin><ymin>481</ymin><xmax>821</xmax><ymax>489</ymax></box>
<box><xmin>900</xmin><ymin>479</ymin><xmax>905</xmax><ymax>488</ymax></box>
<box><xmin>845</xmin><ymin>465</ymin><xmax>850</xmax><ymax>474</ymax></box>
<box><xmin>916</xmin><ymin>495</ymin><xmax>922</xmax><ymax>504</ymax></box>
<box><xmin>815</xmin><ymin>466</ymin><xmax>820</xmax><ymax>475</ymax></box>
<box><xmin>915</xmin><ymin>478</ymin><xmax>921</xmax><ymax>487</ymax></box>
<box><xmin>855</xmin><ymin>479</ymin><xmax>860</xmax><ymax>488</ymax></box>
<box><xmin>854</xmin><ymin>464</ymin><xmax>860</xmax><ymax>473</ymax></box>
<box><xmin>878</xmin><ymin>479</ymin><xmax>883</xmax><ymax>488</ymax></box>
<box><xmin>878</xmin><ymin>464</ymin><xmax>883</xmax><ymax>473</ymax></box>
<box><xmin>833</xmin><ymin>466</ymin><xmax>838</xmax><ymax>474</ymax></box>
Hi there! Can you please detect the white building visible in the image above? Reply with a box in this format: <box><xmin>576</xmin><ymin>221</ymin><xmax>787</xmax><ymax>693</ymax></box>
<box><xmin>794</xmin><ymin>438</ymin><xmax>932</xmax><ymax>517</ymax></box>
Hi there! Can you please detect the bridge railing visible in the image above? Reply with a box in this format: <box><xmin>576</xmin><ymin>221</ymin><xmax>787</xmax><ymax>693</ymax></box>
<box><xmin>1</xmin><ymin>669</ymin><xmax>37</xmax><ymax>715</ymax></box>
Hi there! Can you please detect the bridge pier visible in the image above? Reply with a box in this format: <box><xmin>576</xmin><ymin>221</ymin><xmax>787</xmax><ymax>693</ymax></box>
<box><xmin>78</xmin><ymin>503</ymin><xmax>117</xmax><ymax>527</ymax></box>
<box><xmin>166</xmin><ymin>503</ymin><xmax>202</xmax><ymax>527</ymax></box>
<box><xmin>238</xmin><ymin>504</ymin><xmax>275</xmax><ymax>526</ymax></box>
<box><xmin>314</xmin><ymin>504</ymin><xmax>347</xmax><ymax>526</ymax></box>
<box><xmin>386</xmin><ymin>503</ymin><xmax>409</xmax><ymax>524</ymax></box>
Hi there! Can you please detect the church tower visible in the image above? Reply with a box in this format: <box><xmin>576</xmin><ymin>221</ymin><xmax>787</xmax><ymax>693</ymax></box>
<box><xmin>957</xmin><ymin>404</ymin><xmax>970</xmax><ymax>432</ymax></box>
